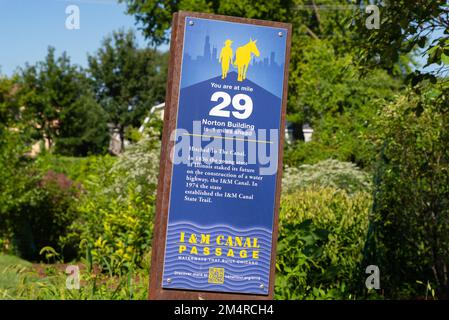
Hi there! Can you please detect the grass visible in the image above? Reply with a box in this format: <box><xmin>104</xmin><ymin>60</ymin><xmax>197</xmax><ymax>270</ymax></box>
<box><xmin>0</xmin><ymin>254</ymin><xmax>32</xmax><ymax>289</ymax></box>
<box><xmin>0</xmin><ymin>254</ymin><xmax>149</xmax><ymax>300</ymax></box>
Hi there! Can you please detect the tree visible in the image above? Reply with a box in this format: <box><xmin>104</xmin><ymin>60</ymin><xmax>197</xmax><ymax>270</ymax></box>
<box><xmin>354</xmin><ymin>1</ymin><xmax>449</xmax><ymax>80</ymax></box>
<box><xmin>19</xmin><ymin>47</ymin><xmax>109</xmax><ymax>156</ymax></box>
<box><xmin>0</xmin><ymin>76</ymin><xmax>19</xmax><ymax>126</ymax></box>
<box><xmin>120</xmin><ymin>0</ymin><xmax>296</xmax><ymax>46</ymax></box>
<box><xmin>365</xmin><ymin>85</ymin><xmax>449</xmax><ymax>299</ymax></box>
<box><xmin>120</xmin><ymin>1</ymin><xmax>406</xmax><ymax>129</ymax></box>
<box><xmin>1</xmin><ymin>76</ymin><xmax>34</xmax><ymax>252</ymax></box>
<box><xmin>284</xmin><ymin>39</ymin><xmax>403</xmax><ymax>168</ymax></box>
<box><xmin>56</xmin><ymin>94</ymin><xmax>110</xmax><ymax>156</ymax></box>
<box><xmin>88</xmin><ymin>29</ymin><xmax>167</xmax><ymax>151</ymax></box>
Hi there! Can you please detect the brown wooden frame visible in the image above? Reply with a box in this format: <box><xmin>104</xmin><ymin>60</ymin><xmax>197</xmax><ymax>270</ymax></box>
<box><xmin>149</xmin><ymin>11</ymin><xmax>292</xmax><ymax>300</ymax></box>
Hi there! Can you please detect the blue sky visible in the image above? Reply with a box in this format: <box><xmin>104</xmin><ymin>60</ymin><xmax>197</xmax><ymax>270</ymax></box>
<box><xmin>0</xmin><ymin>0</ymin><xmax>164</xmax><ymax>76</ymax></box>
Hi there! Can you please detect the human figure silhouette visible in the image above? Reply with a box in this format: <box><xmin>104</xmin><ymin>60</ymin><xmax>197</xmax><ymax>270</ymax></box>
<box><xmin>219</xmin><ymin>39</ymin><xmax>233</xmax><ymax>79</ymax></box>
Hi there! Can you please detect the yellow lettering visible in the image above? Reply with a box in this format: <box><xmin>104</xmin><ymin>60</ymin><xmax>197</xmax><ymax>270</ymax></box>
<box><xmin>188</xmin><ymin>234</ymin><xmax>197</xmax><ymax>244</ymax></box>
<box><xmin>253</xmin><ymin>238</ymin><xmax>260</xmax><ymax>248</ymax></box>
<box><xmin>201</xmin><ymin>234</ymin><xmax>210</xmax><ymax>244</ymax></box>
<box><xmin>235</xmin><ymin>237</ymin><xmax>243</xmax><ymax>247</ymax></box>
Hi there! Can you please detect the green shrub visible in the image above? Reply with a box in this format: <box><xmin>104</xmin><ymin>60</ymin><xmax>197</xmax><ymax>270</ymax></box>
<box><xmin>275</xmin><ymin>187</ymin><xmax>371</xmax><ymax>299</ymax></box>
<box><xmin>367</xmin><ymin>89</ymin><xmax>449</xmax><ymax>299</ymax></box>
<box><xmin>106</xmin><ymin>136</ymin><xmax>160</xmax><ymax>197</ymax></box>
<box><xmin>67</xmin><ymin>185</ymin><xmax>154</xmax><ymax>273</ymax></box>
<box><xmin>1</xmin><ymin>128</ymin><xmax>82</xmax><ymax>260</ymax></box>
<box><xmin>64</xmin><ymin>136</ymin><xmax>160</xmax><ymax>273</ymax></box>
<box><xmin>35</xmin><ymin>154</ymin><xmax>116</xmax><ymax>186</ymax></box>
<box><xmin>8</xmin><ymin>170</ymin><xmax>80</xmax><ymax>261</ymax></box>
<box><xmin>282</xmin><ymin>159</ymin><xmax>372</xmax><ymax>195</ymax></box>
<box><xmin>0</xmin><ymin>129</ymin><xmax>32</xmax><ymax>254</ymax></box>
<box><xmin>284</xmin><ymin>141</ymin><xmax>337</xmax><ymax>167</ymax></box>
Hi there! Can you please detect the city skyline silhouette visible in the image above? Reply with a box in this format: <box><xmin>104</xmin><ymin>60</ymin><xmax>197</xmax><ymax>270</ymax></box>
<box><xmin>181</xmin><ymin>35</ymin><xmax>285</xmax><ymax>97</ymax></box>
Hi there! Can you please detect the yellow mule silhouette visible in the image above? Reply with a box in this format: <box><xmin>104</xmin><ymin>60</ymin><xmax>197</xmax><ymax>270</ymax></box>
<box><xmin>234</xmin><ymin>38</ymin><xmax>260</xmax><ymax>82</ymax></box>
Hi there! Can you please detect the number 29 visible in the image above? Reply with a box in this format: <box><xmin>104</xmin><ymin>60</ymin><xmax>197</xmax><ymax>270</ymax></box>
<box><xmin>209</xmin><ymin>91</ymin><xmax>253</xmax><ymax>119</ymax></box>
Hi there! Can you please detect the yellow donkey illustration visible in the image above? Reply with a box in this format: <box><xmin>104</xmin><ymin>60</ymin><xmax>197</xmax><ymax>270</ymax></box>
<box><xmin>219</xmin><ymin>39</ymin><xmax>233</xmax><ymax>79</ymax></box>
<box><xmin>233</xmin><ymin>38</ymin><xmax>260</xmax><ymax>82</ymax></box>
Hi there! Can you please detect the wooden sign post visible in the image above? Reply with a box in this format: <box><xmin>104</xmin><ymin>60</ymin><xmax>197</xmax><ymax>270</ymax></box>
<box><xmin>149</xmin><ymin>11</ymin><xmax>291</xmax><ymax>300</ymax></box>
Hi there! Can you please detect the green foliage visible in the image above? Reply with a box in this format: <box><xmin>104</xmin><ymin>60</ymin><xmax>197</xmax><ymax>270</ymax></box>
<box><xmin>0</xmin><ymin>254</ymin><xmax>32</xmax><ymax>295</ymax></box>
<box><xmin>0</xmin><ymin>77</ymin><xmax>27</xmax><ymax>249</ymax></box>
<box><xmin>124</xmin><ymin>126</ymin><xmax>143</xmax><ymax>143</ymax></box>
<box><xmin>35</xmin><ymin>153</ymin><xmax>116</xmax><ymax>185</ymax></box>
<box><xmin>55</xmin><ymin>94</ymin><xmax>109</xmax><ymax>156</ymax></box>
<box><xmin>285</xmin><ymin>40</ymin><xmax>402</xmax><ymax>169</ymax></box>
<box><xmin>123</xmin><ymin>0</ymin><xmax>411</xmax><ymax>174</ymax></box>
<box><xmin>107</xmin><ymin>136</ymin><xmax>160</xmax><ymax>197</ymax></box>
<box><xmin>0</xmin><ymin>75</ymin><xmax>20</xmax><ymax>127</ymax></box>
<box><xmin>1</xmin><ymin>133</ymin><xmax>98</xmax><ymax>260</ymax></box>
<box><xmin>64</xmin><ymin>136</ymin><xmax>161</xmax><ymax>273</ymax></box>
<box><xmin>4</xmin><ymin>0</ymin><xmax>447</xmax><ymax>301</ymax></box>
<box><xmin>19</xmin><ymin>47</ymin><xmax>109</xmax><ymax>156</ymax></box>
<box><xmin>282</xmin><ymin>159</ymin><xmax>372</xmax><ymax>195</ymax></box>
<box><xmin>88</xmin><ymin>29</ymin><xmax>168</xmax><ymax>148</ymax></box>
<box><xmin>0</xmin><ymin>129</ymin><xmax>35</xmax><ymax>254</ymax></box>
<box><xmin>120</xmin><ymin>0</ymin><xmax>359</xmax><ymax>47</ymax></box>
<box><xmin>68</xmin><ymin>185</ymin><xmax>154</xmax><ymax>273</ymax></box>
<box><xmin>275</xmin><ymin>187</ymin><xmax>371</xmax><ymax>299</ymax></box>
<box><xmin>367</xmin><ymin>87</ymin><xmax>449</xmax><ymax>299</ymax></box>
<box><xmin>7</xmin><ymin>170</ymin><xmax>80</xmax><ymax>261</ymax></box>
<box><xmin>0</xmin><ymin>254</ymin><xmax>149</xmax><ymax>300</ymax></box>
<box><xmin>354</xmin><ymin>1</ymin><xmax>447</xmax><ymax>78</ymax></box>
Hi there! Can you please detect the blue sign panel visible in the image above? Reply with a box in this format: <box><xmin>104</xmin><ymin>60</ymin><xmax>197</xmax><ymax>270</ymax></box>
<box><xmin>162</xmin><ymin>16</ymin><xmax>288</xmax><ymax>295</ymax></box>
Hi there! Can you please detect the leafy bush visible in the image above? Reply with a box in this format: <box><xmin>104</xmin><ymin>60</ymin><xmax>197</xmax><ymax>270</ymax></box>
<box><xmin>275</xmin><ymin>187</ymin><xmax>371</xmax><ymax>299</ymax></box>
<box><xmin>1</xmin><ymin>129</ymin><xmax>80</xmax><ymax>259</ymax></box>
<box><xmin>35</xmin><ymin>154</ymin><xmax>116</xmax><ymax>185</ymax></box>
<box><xmin>367</xmin><ymin>89</ymin><xmax>449</xmax><ymax>299</ymax></box>
<box><xmin>8</xmin><ymin>170</ymin><xmax>80</xmax><ymax>261</ymax></box>
<box><xmin>282</xmin><ymin>159</ymin><xmax>372</xmax><ymax>195</ymax></box>
<box><xmin>67</xmin><ymin>185</ymin><xmax>154</xmax><ymax>273</ymax></box>
<box><xmin>0</xmin><ymin>132</ymin><xmax>27</xmax><ymax>254</ymax></box>
<box><xmin>64</xmin><ymin>136</ymin><xmax>160</xmax><ymax>273</ymax></box>
<box><xmin>106</xmin><ymin>135</ymin><xmax>160</xmax><ymax>197</ymax></box>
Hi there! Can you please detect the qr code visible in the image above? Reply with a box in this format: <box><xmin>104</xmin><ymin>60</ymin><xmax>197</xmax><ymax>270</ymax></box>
<box><xmin>208</xmin><ymin>267</ymin><xmax>225</xmax><ymax>284</ymax></box>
